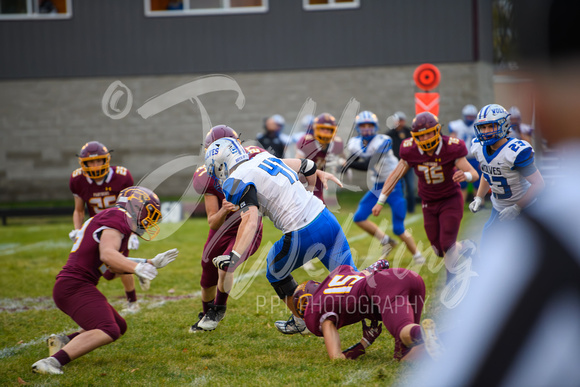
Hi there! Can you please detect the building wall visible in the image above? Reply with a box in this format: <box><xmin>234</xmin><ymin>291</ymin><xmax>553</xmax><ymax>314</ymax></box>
<box><xmin>0</xmin><ymin>62</ymin><xmax>494</xmax><ymax>202</ymax></box>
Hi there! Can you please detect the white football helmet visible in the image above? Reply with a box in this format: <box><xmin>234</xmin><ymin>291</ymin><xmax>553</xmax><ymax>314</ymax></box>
<box><xmin>474</xmin><ymin>104</ymin><xmax>511</xmax><ymax>146</ymax></box>
<box><xmin>462</xmin><ymin>104</ymin><xmax>478</xmax><ymax>126</ymax></box>
<box><xmin>204</xmin><ymin>137</ymin><xmax>249</xmax><ymax>184</ymax></box>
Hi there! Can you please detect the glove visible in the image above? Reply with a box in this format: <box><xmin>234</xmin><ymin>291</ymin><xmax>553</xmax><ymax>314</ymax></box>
<box><xmin>69</xmin><ymin>229</ymin><xmax>79</xmax><ymax>242</ymax></box>
<box><xmin>342</xmin><ymin>342</ymin><xmax>365</xmax><ymax>360</ymax></box>
<box><xmin>151</xmin><ymin>248</ymin><xmax>179</xmax><ymax>268</ymax></box>
<box><xmin>469</xmin><ymin>196</ymin><xmax>482</xmax><ymax>213</ymax></box>
<box><xmin>128</xmin><ymin>234</ymin><xmax>140</xmax><ymax>250</ymax></box>
<box><xmin>361</xmin><ymin>319</ymin><xmax>382</xmax><ymax>347</ymax></box>
<box><xmin>212</xmin><ymin>251</ymin><xmax>241</xmax><ymax>270</ymax></box>
<box><xmin>499</xmin><ymin>204</ymin><xmax>521</xmax><ymax>221</ymax></box>
<box><xmin>134</xmin><ymin>262</ymin><xmax>157</xmax><ymax>281</ymax></box>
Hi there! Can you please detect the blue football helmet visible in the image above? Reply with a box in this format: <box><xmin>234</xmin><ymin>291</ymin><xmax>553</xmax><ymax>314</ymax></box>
<box><xmin>355</xmin><ymin>111</ymin><xmax>379</xmax><ymax>142</ymax></box>
<box><xmin>474</xmin><ymin>104</ymin><xmax>511</xmax><ymax>146</ymax></box>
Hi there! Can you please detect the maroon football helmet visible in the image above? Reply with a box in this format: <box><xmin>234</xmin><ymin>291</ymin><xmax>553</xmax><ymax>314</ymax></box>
<box><xmin>204</xmin><ymin>125</ymin><xmax>240</xmax><ymax>150</ymax></box>
<box><xmin>293</xmin><ymin>280</ymin><xmax>320</xmax><ymax>318</ymax></box>
<box><xmin>116</xmin><ymin>186</ymin><xmax>162</xmax><ymax>241</ymax></box>
<box><xmin>411</xmin><ymin>112</ymin><xmax>442</xmax><ymax>152</ymax></box>
<box><xmin>313</xmin><ymin>113</ymin><xmax>338</xmax><ymax>145</ymax></box>
<box><xmin>77</xmin><ymin>141</ymin><xmax>111</xmax><ymax>180</ymax></box>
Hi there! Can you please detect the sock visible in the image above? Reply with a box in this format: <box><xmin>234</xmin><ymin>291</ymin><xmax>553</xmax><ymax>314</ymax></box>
<box><xmin>67</xmin><ymin>332</ymin><xmax>80</xmax><ymax>341</ymax></box>
<box><xmin>52</xmin><ymin>350</ymin><xmax>71</xmax><ymax>366</ymax></box>
<box><xmin>410</xmin><ymin>325</ymin><xmax>424</xmax><ymax>345</ymax></box>
<box><xmin>126</xmin><ymin>290</ymin><xmax>137</xmax><ymax>303</ymax></box>
<box><xmin>413</xmin><ymin>251</ymin><xmax>423</xmax><ymax>259</ymax></box>
<box><xmin>202</xmin><ymin>299</ymin><xmax>214</xmax><ymax>314</ymax></box>
<box><xmin>215</xmin><ymin>289</ymin><xmax>229</xmax><ymax>306</ymax></box>
<box><xmin>380</xmin><ymin>235</ymin><xmax>391</xmax><ymax>245</ymax></box>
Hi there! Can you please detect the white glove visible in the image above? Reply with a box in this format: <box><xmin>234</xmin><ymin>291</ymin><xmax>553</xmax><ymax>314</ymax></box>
<box><xmin>150</xmin><ymin>248</ymin><xmax>179</xmax><ymax>269</ymax></box>
<box><xmin>69</xmin><ymin>229</ymin><xmax>79</xmax><ymax>242</ymax></box>
<box><xmin>499</xmin><ymin>204</ymin><xmax>521</xmax><ymax>221</ymax></box>
<box><xmin>134</xmin><ymin>262</ymin><xmax>158</xmax><ymax>281</ymax></box>
<box><xmin>128</xmin><ymin>234</ymin><xmax>140</xmax><ymax>250</ymax></box>
<box><xmin>213</xmin><ymin>251</ymin><xmax>241</xmax><ymax>270</ymax></box>
<box><xmin>469</xmin><ymin>197</ymin><xmax>482</xmax><ymax>213</ymax></box>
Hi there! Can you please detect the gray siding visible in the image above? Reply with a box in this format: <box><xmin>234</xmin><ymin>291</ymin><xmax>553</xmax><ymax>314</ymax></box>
<box><xmin>0</xmin><ymin>0</ymin><xmax>492</xmax><ymax>79</ymax></box>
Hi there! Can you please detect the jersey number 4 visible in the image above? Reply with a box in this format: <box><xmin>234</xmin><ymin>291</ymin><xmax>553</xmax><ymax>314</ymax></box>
<box><xmin>258</xmin><ymin>158</ymin><xmax>298</xmax><ymax>184</ymax></box>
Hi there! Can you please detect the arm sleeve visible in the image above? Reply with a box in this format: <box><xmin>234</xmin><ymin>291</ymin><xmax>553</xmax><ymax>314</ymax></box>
<box><xmin>513</xmin><ymin>147</ymin><xmax>535</xmax><ymax>169</ymax></box>
<box><xmin>238</xmin><ymin>184</ymin><xmax>259</xmax><ymax>211</ymax></box>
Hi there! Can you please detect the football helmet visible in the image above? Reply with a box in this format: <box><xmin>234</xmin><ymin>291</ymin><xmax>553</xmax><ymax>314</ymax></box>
<box><xmin>77</xmin><ymin>141</ymin><xmax>111</xmax><ymax>180</ymax></box>
<box><xmin>205</xmin><ymin>137</ymin><xmax>249</xmax><ymax>184</ymax></box>
<box><xmin>355</xmin><ymin>111</ymin><xmax>379</xmax><ymax>142</ymax></box>
<box><xmin>204</xmin><ymin>125</ymin><xmax>240</xmax><ymax>150</ymax></box>
<box><xmin>462</xmin><ymin>104</ymin><xmax>478</xmax><ymax>126</ymax></box>
<box><xmin>116</xmin><ymin>186</ymin><xmax>162</xmax><ymax>241</ymax></box>
<box><xmin>474</xmin><ymin>104</ymin><xmax>511</xmax><ymax>146</ymax></box>
<box><xmin>509</xmin><ymin>106</ymin><xmax>522</xmax><ymax>125</ymax></box>
<box><xmin>313</xmin><ymin>113</ymin><xmax>338</xmax><ymax>145</ymax></box>
<box><xmin>411</xmin><ymin>112</ymin><xmax>442</xmax><ymax>152</ymax></box>
<box><xmin>293</xmin><ymin>280</ymin><xmax>320</xmax><ymax>318</ymax></box>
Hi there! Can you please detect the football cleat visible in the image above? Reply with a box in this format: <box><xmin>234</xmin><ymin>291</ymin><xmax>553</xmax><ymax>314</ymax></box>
<box><xmin>122</xmin><ymin>301</ymin><xmax>140</xmax><ymax>314</ymax></box>
<box><xmin>32</xmin><ymin>357</ymin><xmax>63</xmax><ymax>375</ymax></box>
<box><xmin>188</xmin><ymin>312</ymin><xmax>207</xmax><ymax>333</ymax></box>
<box><xmin>197</xmin><ymin>304</ymin><xmax>227</xmax><ymax>331</ymax></box>
<box><xmin>275</xmin><ymin>314</ymin><xmax>310</xmax><ymax>335</ymax></box>
<box><xmin>421</xmin><ymin>319</ymin><xmax>444</xmax><ymax>360</ymax></box>
<box><xmin>380</xmin><ymin>238</ymin><xmax>398</xmax><ymax>257</ymax></box>
<box><xmin>47</xmin><ymin>334</ymin><xmax>70</xmax><ymax>357</ymax></box>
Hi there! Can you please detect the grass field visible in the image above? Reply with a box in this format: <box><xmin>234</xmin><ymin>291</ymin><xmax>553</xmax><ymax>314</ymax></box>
<box><xmin>0</xmin><ymin>191</ymin><xmax>486</xmax><ymax>386</ymax></box>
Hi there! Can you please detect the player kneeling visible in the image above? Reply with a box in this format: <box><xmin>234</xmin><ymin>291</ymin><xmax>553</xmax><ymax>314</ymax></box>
<box><xmin>32</xmin><ymin>186</ymin><xmax>178</xmax><ymax>375</ymax></box>
<box><xmin>294</xmin><ymin>260</ymin><xmax>443</xmax><ymax>361</ymax></box>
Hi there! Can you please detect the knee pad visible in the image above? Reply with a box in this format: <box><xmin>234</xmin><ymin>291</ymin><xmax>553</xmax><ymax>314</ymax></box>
<box><xmin>271</xmin><ymin>275</ymin><xmax>298</xmax><ymax>299</ymax></box>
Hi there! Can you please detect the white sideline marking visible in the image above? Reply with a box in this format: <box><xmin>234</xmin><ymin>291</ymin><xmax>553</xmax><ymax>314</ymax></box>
<box><xmin>0</xmin><ymin>240</ymin><xmax>71</xmax><ymax>256</ymax></box>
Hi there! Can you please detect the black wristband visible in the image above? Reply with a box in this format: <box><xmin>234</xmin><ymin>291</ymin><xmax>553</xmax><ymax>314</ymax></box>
<box><xmin>299</xmin><ymin>158</ymin><xmax>317</xmax><ymax>176</ymax></box>
<box><xmin>230</xmin><ymin>250</ymin><xmax>241</xmax><ymax>266</ymax></box>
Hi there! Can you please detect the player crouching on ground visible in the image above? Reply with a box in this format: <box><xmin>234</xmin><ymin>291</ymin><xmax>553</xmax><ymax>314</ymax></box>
<box><xmin>294</xmin><ymin>260</ymin><xmax>443</xmax><ymax>361</ymax></box>
<box><xmin>32</xmin><ymin>186</ymin><xmax>179</xmax><ymax>375</ymax></box>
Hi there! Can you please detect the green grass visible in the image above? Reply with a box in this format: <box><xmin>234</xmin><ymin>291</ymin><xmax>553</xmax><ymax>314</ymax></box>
<box><xmin>0</xmin><ymin>192</ymin><xmax>485</xmax><ymax>386</ymax></box>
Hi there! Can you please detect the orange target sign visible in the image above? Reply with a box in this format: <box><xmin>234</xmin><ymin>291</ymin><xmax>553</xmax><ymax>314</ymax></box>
<box><xmin>413</xmin><ymin>63</ymin><xmax>441</xmax><ymax>91</ymax></box>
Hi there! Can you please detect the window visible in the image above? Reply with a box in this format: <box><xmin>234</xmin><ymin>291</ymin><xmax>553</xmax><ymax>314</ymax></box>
<box><xmin>303</xmin><ymin>0</ymin><xmax>360</xmax><ymax>11</ymax></box>
<box><xmin>145</xmin><ymin>0</ymin><xmax>268</xmax><ymax>17</ymax></box>
<box><xmin>0</xmin><ymin>0</ymin><xmax>72</xmax><ymax>20</ymax></box>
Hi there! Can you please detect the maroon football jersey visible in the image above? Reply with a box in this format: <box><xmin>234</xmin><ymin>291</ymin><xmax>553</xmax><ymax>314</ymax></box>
<box><xmin>303</xmin><ymin>265</ymin><xmax>375</xmax><ymax>337</ymax></box>
<box><xmin>69</xmin><ymin>166</ymin><xmax>134</xmax><ymax>217</ymax></box>
<box><xmin>57</xmin><ymin>207</ymin><xmax>132</xmax><ymax>285</ymax></box>
<box><xmin>399</xmin><ymin>136</ymin><xmax>467</xmax><ymax>202</ymax></box>
<box><xmin>296</xmin><ymin>135</ymin><xmax>344</xmax><ymax>201</ymax></box>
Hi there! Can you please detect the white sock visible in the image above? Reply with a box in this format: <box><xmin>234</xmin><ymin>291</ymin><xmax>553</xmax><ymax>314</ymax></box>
<box><xmin>413</xmin><ymin>251</ymin><xmax>423</xmax><ymax>259</ymax></box>
<box><xmin>380</xmin><ymin>235</ymin><xmax>391</xmax><ymax>245</ymax></box>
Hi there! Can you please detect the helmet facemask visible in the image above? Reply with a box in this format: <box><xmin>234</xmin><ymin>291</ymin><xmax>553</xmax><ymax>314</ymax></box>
<box><xmin>411</xmin><ymin>124</ymin><xmax>441</xmax><ymax>152</ymax></box>
<box><xmin>117</xmin><ymin>187</ymin><xmax>162</xmax><ymax>241</ymax></box>
<box><xmin>78</xmin><ymin>141</ymin><xmax>111</xmax><ymax>180</ymax></box>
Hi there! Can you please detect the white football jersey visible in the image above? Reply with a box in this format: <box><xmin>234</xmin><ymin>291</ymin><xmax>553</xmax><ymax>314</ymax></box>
<box><xmin>448</xmin><ymin>119</ymin><xmax>476</xmax><ymax>158</ymax></box>
<box><xmin>347</xmin><ymin>134</ymin><xmax>399</xmax><ymax>187</ymax></box>
<box><xmin>224</xmin><ymin>152</ymin><xmax>325</xmax><ymax>233</ymax></box>
<box><xmin>471</xmin><ymin>137</ymin><xmax>535</xmax><ymax>211</ymax></box>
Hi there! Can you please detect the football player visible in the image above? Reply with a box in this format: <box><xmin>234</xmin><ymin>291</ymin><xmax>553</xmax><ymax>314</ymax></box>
<box><xmin>189</xmin><ymin>125</ymin><xmax>264</xmax><ymax>332</ymax></box>
<box><xmin>448</xmin><ymin>104</ymin><xmax>482</xmax><ymax>202</ymax></box>
<box><xmin>69</xmin><ymin>141</ymin><xmax>141</xmax><ymax>312</ymax></box>
<box><xmin>204</xmin><ymin>137</ymin><xmax>357</xmax><ymax>335</ymax></box>
<box><xmin>295</xmin><ymin>112</ymin><xmax>345</xmax><ymax>203</ymax></box>
<box><xmin>468</xmin><ymin>104</ymin><xmax>545</xmax><ymax>249</ymax></box>
<box><xmin>372</xmin><ymin>112</ymin><xmax>479</xmax><ymax>282</ymax></box>
<box><xmin>508</xmin><ymin>106</ymin><xmax>534</xmax><ymax>144</ymax></box>
<box><xmin>345</xmin><ymin>111</ymin><xmax>425</xmax><ymax>263</ymax></box>
<box><xmin>294</xmin><ymin>260</ymin><xmax>443</xmax><ymax>361</ymax></box>
<box><xmin>32</xmin><ymin>187</ymin><xmax>178</xmax><ymax>375</ymax></box>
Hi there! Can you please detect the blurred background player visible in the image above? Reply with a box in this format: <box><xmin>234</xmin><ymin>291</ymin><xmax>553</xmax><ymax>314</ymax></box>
<box><xmin>256</xmin><ymin>114</ymin><xmax>289</xmax><ymax>158</ymax></box>
<box><xmin>468</xmin><ymin>104</ymin><xmax>544</xmax><ymax>253</ymax></box>
<box><xmin>69</xmin><ymin>141</ymin><xmax>141</xmax><ymax>313</ymax></box>
<box><xmin>294</xmin><ymin>261</ymin><xmax>442</xmax><ymax>361</ymax></box>
<box><xmin>32</xmin><ymin>186</ymin><xmax>178</xmax><ymax>375</ymax></box>
<box><xmin>189</xmin><ymin>125</ymin><xmax>264</xmax><ymax>332</ymax></box>
<box><xmin>386</xmin><ymin>111</ymin><xmax>417</xmax><ymax>213</ymax></box>
<box><xmin>448</xmin><ymin>104</ymin><xmax>481</xmax><ymax>203</ymax></box>
<box><xmin>295</xmin><ymin>112</ymin><xmax>345</xmax><ymax>203</ymax></box>
<box><xmin>204</xmin><ymin>137</ymin><xmax>355</xmax><ymax>335</ymax></box>
<box><xmin>344</xmin><ymin>111</ymin><xmax>424</xmax><ymax>263</ymax></box>
<box><xmin>372</xmin><ymin>112</ymin><xmax>479</xmax><ymax>282</ymax></box>
<box><xmin>508</xmin><ymin>106</ymin><xmax>534</xmax><ymax>144</ymax></box>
